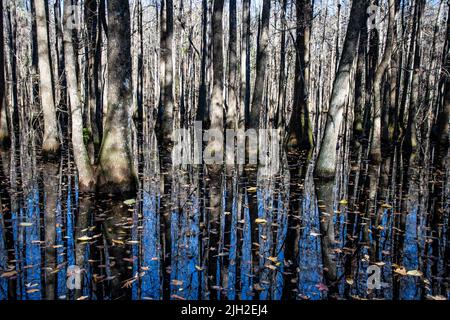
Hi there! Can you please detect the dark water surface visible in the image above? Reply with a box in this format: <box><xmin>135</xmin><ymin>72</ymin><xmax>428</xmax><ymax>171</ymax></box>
<box><xmin>0</xmin><ymin>136</ymin><xmax>448</xmax><ymax>301</ymax></box>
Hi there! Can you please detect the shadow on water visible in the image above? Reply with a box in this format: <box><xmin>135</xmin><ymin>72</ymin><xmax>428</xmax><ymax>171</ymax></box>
<box><xmin>0</xmin><ymin>132</ymin><xmax>448</xmax><ymax>300</ymax></box>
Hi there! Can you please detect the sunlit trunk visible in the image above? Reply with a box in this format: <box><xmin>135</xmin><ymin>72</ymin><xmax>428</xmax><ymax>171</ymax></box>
<box><xmin>97</xmin><ymin>0</ymin><xmax>137</xmax><ymax>195</ymax></box>
<box><xmin>63</xmin><ymin>2</ymin><xmax>96</xmax><ymax>192</ymax></box>
<box><xmin>315</xmin><ymin>0</ymin><xmax>369</xmax><ymax>178</ymax></box>
<box><xmin>35</xmin><ymin>0</ymin><xmax>60</xmax><ymax>156</ymax></box>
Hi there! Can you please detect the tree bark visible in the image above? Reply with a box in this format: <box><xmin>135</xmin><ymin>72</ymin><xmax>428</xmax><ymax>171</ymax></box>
<box><xmin>287</xmin><ymin>0</ymin><xmax>313</xmax><ymax>152</ymax></box>
<box><xmin>227</xmin><ymin>0</ymin><xmax>238</xmax><ymax>131</ymax></box>
<box><xmin>97</xmin><ymin>0</ymin><xmax>137</xmax><ymax>195</ymax></box>
<box><xmin>207</xmin><ymin>0</ymin><xmax>225</xmax><ymax>299</ymax></box>
<box><xmin>249</xmin><ymin>0</ymin><xmax>270</xmax><ymax>130</ymax></box>
<box><xmin>85</xmin><ymin>0</ymin><xmax>99</xmax><ymax>160</ymax></box>
<box><xmin>0</xmin><ymin>0</ymin><xmax>9</xmax><ymax>149</ymax></box>
<box><xmin>240</xmin><ymin>0</ymin><xmax>251</xmax><ymax>130</ymax></box>
<box><xmin>63</xmin><ymin>0</ymin><xmax>96</xmax><ymax>192</ymax></box>
<box><xmin>315</xmin><ymin>0</ymin><xmax>369</xmax><ymax>178</ymax></box>
<box><xmin>35</xmin><ymin>0</ymin><xmax>60</xmax><ymax>156</ymax></box>
<box><xmin>370</xmin><ymin>0</ymin><xmax>396</xmax><ymax>163</ymax></box>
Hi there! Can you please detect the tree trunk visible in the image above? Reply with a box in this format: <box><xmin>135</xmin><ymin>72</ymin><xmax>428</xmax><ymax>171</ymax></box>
<box><xmin>240</xmin><ymin>0</ymin><xmax>251</xmax><ymax>130</ymax></box>
<box><xmin>97</xmin><ymin>0</ymin><xmax>137</xmax><ymax>195</ymax></box>
<box><xmin>315</xmin><ymin>0</ymin><xmax>369</xmax><ymax>178</ymax></box>
<box><xmin>85</xmin><ymin>0</ymin><xmax>99</xmax><ymax>160</ymax></box>
<box><xmin>0</xmin><ymin>0</ymin><xmax>9</xmax><ymax>149</ymax></box>
<box><xmin>370</xmin><ymin>0</ymin><xmax>396</xmax><ymax>164</ymax></box>
<box><xmin>158</xmin><ymin>0</ymin><xmax>175</xmax><ymax>300</ymax></box>
<box><xmin>249</xmin><ymin>0</ymin><xmax>270</xmax><ymax>130</ymax></box>
<box><xmin>227</xmin><ymin>0</ymin><xmax>238</xmax><ymax>131</ymax></box>
<box><xmin>159</xmin><ymin>0</ymin><xmax>174</xmax><ymax>148</ymax></box>
<box><xmin>207</xmin><ymin>0</ymin><xmax>225</xmax><ymax>299</ymax></box>
<box><xmin>63</xmin><ymin>0</ymin><xmax>96</xmax><ymax>192</ymax></box>
<box><xmin>35</xmin><ymin>0</ymin><xmax>60</xmax><ymax>156</ymax></box>
<box><xmin>287</xmin><ymin>0</ymin><xmax>313</xmax><ymax>152</ymax></box>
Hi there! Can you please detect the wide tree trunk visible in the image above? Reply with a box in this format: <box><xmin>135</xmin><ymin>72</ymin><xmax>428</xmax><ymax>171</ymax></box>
<box><xmin>315</xmin><ymin>0</ymin><xmax>369</xmax><ymax>178</ymax></box>
<box><xmin>63</xmin><ymin>0</ymin><xmax>96</xmax><ymax>192</ymax></box>
<box><xmin>35</xmin><ymin>0</ymin><xmax>60</xmax><ymax>156</ymax></box>
<box><xmin>97</xmin><ymin>0</ymin><xmax>137</xmax><ymax>195</ymax></box>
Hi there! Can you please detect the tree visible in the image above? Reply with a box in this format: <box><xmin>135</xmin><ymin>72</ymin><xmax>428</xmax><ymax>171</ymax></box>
<box><xmin>227</xmin><ymin>0</ymin><xmax>238</xmax><ymax>131</ymax></box>
<box><xmin>85</xmin><ymin>0</ymin><xmax>100</xmax><ymax>159</ymax></box>
<box><xmin>0</xmin><ymin>0</ymin><xmax>9</xmax><ymax>148</ymax></box>
<box><xmin>287</xmin><ymin>0</ymin><xmax>313</xmax><ymax>152</ymax></box>
<box><xmin>159</xmin><ymin>0</ymin><xmax>174</xmax><ymax>149</ymax></box>
<box><xmin>63</xmin><ymin>0</ymin><xmax>96</xmax><ymax>192</ymax></box>
<box><xmin>97</xmin><ymin>0</ymin><xmax>137</xmax><ymax>195</ymax></box>
<box><xmin>35</xmin><ymin>0</ymin><xmax>60</xmax><ymax>156</ymax></box>
<box><xmin>315</xmin><ymin>0</ymin><xmax>369</xmax><ymax>178</ymax></box>
<box><xmin>240</xmin><ymin>0</ymin><xmax>251</xmax><ymax>130</ymax></box>
<box><xmin>370</xmin><ymin>0</ymin><xmax>396</xmax><ymax>163</ymax></box>
<box><xmin>206</xmin><ymin>0</ymin><xmax>225</xmax><ymax>298</ymax></box>
<box><xmin>249</xmin><ymin>0</ymin><xmax>270</xmax><ymax>130</ymax></box>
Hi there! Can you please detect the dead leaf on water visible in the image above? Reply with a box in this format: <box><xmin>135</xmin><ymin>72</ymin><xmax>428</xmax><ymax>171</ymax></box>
<box><xmin>255</xmin><ymin>218</ymin><xmax>267</xmax><ymax>225</ymax></box>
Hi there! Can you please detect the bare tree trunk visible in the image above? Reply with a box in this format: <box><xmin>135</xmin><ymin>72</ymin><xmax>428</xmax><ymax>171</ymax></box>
<box><xmin>227</xmin><ymin>0</ymin><xmax>238</xmax><ymax>131</ymax></box>
<box><xmin>63</xmin><ymin>0</ymin><xmax>96</xmax><ymax>192</ymax></box>
<box><xmin>287</xmin><ymin>0</ymin><xmax>313</xmax><ymax>152</ymax></box>
<box><xmin>249</xmin><ymin>0</ymin><xmax>270</xmax><ymax>129</ymax></box>
<box><xmin>159</xmin><ymin>0</ymin><xmax>174</xmax><ymax>147</ymax></box>
<box><xmin>405</xmin><ymin>0</ymin><xmax>424</xmax><ymax>155</ymax></box>
<box><xmin>276</xmin><ymin>0</ymin><xmax>287</xmax><ymax>131</ymax></box>
<box><xmin>85</xmin><ymin>0</ymin><xmax>99</xmax><ymax>160</ymax></box>
<box><xmin>97</xmin><ymin>0</ymin><xmax>137</xmax><ymax>195</ymax></box>
<box><xmin>158</xmin><ymin>0</ymin><xmax>175</xmax><ymax>300</ymax></box>
<box><xmin>315</xmin><ymin>0</ymin><xmax>369</xmax><ymax>178</ymax></box>
<box><xmin>0</xmin><ymin>0</ymin><xmax>9</xmax><ymax>148</ymax></box>
<box><xmin>240</xmin><ymin>0</ymin><xmax>250</xmax><ymax>130</ymax></box>
<box><xmin>35</xmin><ymin>0</ymin><xmax>60</xmax><ymax>156</ymax></box>
<box><xmin>206</xmin><ymin>0</ymin><xmax>225</xmax><ymax>299</ymax></box>
<box><xmin>370</xmin><ymin>0</ymin><xmax>396</xmax><ymax>163</ymax></box>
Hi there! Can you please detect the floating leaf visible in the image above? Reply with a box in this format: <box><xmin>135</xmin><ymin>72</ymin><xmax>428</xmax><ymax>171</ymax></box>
<box><xmin>247</xmin><ymin>187</ymin><xmax>257</xmax><ymax>193</ymax></box>
<box><xmin>171</xmin><ymin>279</ymin><xmax>183</xmax><ymax>286</ymax></box>
<box><xmin>406</xmin><ymin>270</ymin><xmax>423</xmax><ymax>277</ymax></box>
<box><xmin>123</xmin><ymin>199</ymin><xmax>136</xmax><ymax>206</ymax></box>
<box><xmin>255</xmin><ymin>218</ymin><xmax>267</xmax><ymax>225</ymax></box>
<box><xmin>1</xmin><ymin>270</ymin><xmax>17</xmax><ymax>278</ymax></box>
<box><xmin>339</xmin><ymin>199</ymin><xmax>348</xmax><ymax>205</ymax></box>
<box><xmin>427</xmin><ymin>295</ymin><xmax>446</xmax><ymax>300</ymax></box>
<box><xmin>77</xmin><ymin>236</ymin><xmax>92</xmax><ymax>242</ymax></box>
<box><xmin>316</xmin><ymin>283</ymin><xmax>329</xmax><ymax>292</ymax></box>
<box><xmin>20</xmin><ymin>222</ymin><xmax>33</xmax><ymax>227</ymax></box>
<box><xmin>26</xmin><ymin>289</ymin><xmax>40</xmax><ymax>294</ymax></box>
<box><xmin>394</xmin><ymin>267</ymin><xmax>407</xmax><ymax>276</ymax></box>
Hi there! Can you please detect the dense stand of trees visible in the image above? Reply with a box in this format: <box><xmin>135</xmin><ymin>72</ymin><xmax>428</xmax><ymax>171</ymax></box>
<box><xmin>0</xmin><ymin>0</ymin><xmax>448</xmax><ymax>300</ymax></box>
